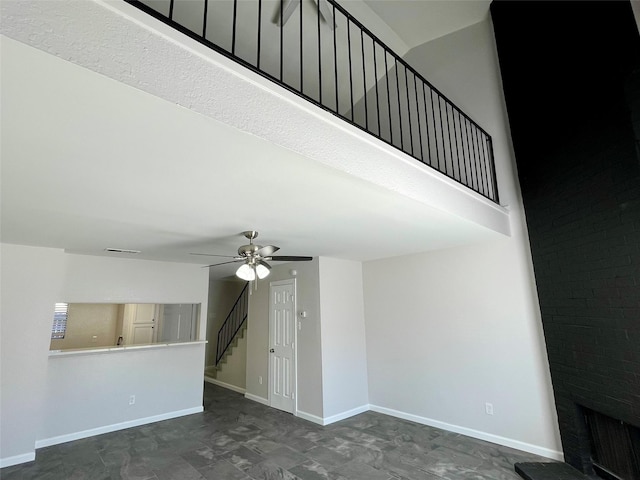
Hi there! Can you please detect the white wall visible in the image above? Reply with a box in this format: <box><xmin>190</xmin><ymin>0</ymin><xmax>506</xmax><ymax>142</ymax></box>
<box><xmin>246</xmin><ymin>259</ymin><xmax>323</xmax><ymax>418</ymax></box>
<box><xmin>0</xmin><ymin>245</ymin><xmax>209</xmax><ymax>466</ymax></box>
<box><xmin>363</xmin><ymin>18</ymin><xmax>562</xmax><ymax>459</ymax></box>
<box><xmin>42</xmin><ymin>344</ymin><xmax>204</xmax><ymax>443</ymax></box>
<box><xmin>0</xmin><ymin>244</ymin><xmax>64</xmax><ymax>466</ymax></box>
<box><xmin>318</xmin><ymin>257</ymin><xmax>369</xmax><ymax>419</ymax></box>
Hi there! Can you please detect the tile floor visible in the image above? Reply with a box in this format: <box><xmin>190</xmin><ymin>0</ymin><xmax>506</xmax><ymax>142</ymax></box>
<box><xmin>1</xmin><ymin>382</ymin><xmax>555</xmax><ymax>479</ymax></box>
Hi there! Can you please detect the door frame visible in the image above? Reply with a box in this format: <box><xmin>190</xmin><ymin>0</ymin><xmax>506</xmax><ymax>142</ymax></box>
<box><xmin>267</xmin><ymin>278</ymin><xmax>298</xmax><ymax>415</ymax></box>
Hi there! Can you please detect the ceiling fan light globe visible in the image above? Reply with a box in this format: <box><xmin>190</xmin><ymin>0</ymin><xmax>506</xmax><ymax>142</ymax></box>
<box><xmin>236</xmin><ymin>263</ymin><xmax>256</xmax><ymax>281</ymax></box>
<box><xmin>256</xmin><ymin>262</ymin><xmax>271</xmax><ymax>279</ymax></box>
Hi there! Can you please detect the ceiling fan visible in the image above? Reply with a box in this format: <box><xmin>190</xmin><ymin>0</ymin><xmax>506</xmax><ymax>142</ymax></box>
<box><xmin>191</xmin><ymin>231</ymin><xmax>312</xmax><ymax>282</ymax></box>
<box><xmin>273</xmin><ymin>0</ymin><xmax>335</xmax><ymax>30</ymax></box>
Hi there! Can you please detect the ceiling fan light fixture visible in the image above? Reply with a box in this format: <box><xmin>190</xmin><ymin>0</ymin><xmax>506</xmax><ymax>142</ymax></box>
<box><xmin>236</xmin><ymin>263</ymin><xmax>256</xmax><ymax>281</ymax></box>
<box><xmin>256</xmin><ymin>261</ymin><xmax>271</xmax><ymax>279</ymax></box>
<box><xmin>193</xmin><ymin>231</ymin><xmax>312</xmax><ymax>280</ymax></box>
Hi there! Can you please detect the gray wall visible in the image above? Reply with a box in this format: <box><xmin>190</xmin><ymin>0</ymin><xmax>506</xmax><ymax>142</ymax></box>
<box><xmin>362</xmin><ymin>18</ymin><xmax>562</xmax><ymax>458</ymax></box>
<box><xmin>318</xmin><ymin>257</ymin><xmax>369</xmax><ymax>419</ymax></box>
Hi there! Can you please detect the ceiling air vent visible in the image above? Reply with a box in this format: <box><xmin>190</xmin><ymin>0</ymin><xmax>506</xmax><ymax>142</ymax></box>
<box><xmin>104</xmin><ymin>248</ymin><xmax>141</xmax><ymax>254</ymax></box>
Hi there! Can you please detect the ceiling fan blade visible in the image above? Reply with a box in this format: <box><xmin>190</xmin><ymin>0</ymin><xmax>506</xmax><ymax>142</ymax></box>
<box><xmin>190</xmin><ymin>252</ymin><xmax>238</xmax><ymax>258</ymax></box>
<box><xmin>202</xmin><ymin>259</ymin><xmax>245</xmax><ymax>268</ymax></box>
<box><xmin>256</xmin><ymin>245</ymin><xmax>280</xmax><ymax>257</ymax></box>
<box><xmin>269</xmin><ymin>256</ymin><xmax>313</xmax><ymax>262</ymax></box>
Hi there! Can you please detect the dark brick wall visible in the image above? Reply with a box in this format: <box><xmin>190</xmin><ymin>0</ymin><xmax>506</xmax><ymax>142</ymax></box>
<box><xmin>526</xmin><ymin>115</ymin><xmax>640</xmax><ymax>472</ymax></box>
<box><xmin>491</xmin><ymin>1</ymin><xmax>640</xmax><ymax>475</ymax></box>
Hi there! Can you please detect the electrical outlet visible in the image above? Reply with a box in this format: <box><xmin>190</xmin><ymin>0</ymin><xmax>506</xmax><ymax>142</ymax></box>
<box><xmin>129</xmin><ymin>395</ymin><xmax>136</xmax><ymax>405</ymax></box>
<box><xmin>485</xmin><ymin>402</ymin><xmax>494</xmax><ymax>415</ymax></box>
<box><xmin>259</xmin><ymin>376</ymin><xmax>263</xmax><ymax>385</ymax></box>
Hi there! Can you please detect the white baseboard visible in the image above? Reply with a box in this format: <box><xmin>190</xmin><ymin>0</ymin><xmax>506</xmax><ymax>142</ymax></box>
<box><xmin>204</xmin><ymin>376</ymin><xmax>246</xmax><ymax>394</ymax></box>
<box><xmin>323</xmin><ymin>404</ymin><xmax>370</xmax><ymax>425</ymax></box>
<box><xmin>295</xmin><ymin>410</ymin><xmax>324</xmax><ymax>425</ymax></box>
<box><xmin>0</xmin><ymin>452</ymin><xmax>36</xmax><ymax>468</ymax></box>
<box><xmin>244</xmin><ymin>392</ymin><xmax>269</xmax><ymax>406</ymax></box>
<box><xmin>34</xmin><ymin>407</ymin><xmax>203</xmax><ymax>449</ymax></box>
<box><xmin>295</xmin><ymin>404</ymin><xmax>369</xmax><ymax>426</ymax></box>
<box><xmin>369</xmin><ymin>404</ymin><xmax>564</xmax><ymax>461</ymax></box>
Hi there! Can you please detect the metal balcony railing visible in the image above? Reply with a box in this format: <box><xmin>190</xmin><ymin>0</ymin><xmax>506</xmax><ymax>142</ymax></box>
<box><xmin>126</xmin><ymin>0</ymin><xmax>499</xmax><ymax>203</ymax></box>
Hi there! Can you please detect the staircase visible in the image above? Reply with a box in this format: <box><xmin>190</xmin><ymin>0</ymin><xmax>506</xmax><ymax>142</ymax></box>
<box><xmin>204</xmin><ymin>320</ymin><xmax>247</xmax><ymax>379</ymax></box>
<box><xmin>204</xmin><ymin>283</ymin><xmax>249</xmax><ymax>381</ymax></box>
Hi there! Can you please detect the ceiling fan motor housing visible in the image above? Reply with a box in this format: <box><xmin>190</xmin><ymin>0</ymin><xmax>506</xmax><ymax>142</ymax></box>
<box><xmin>238</xmin><ymin>230</ymin><xmax>261</xmax><ymax>258</ymax></box>
<box><xmin>238</xmin><ymin>244</ymin><xmax>260</xmax><ymax>257</ymax></box>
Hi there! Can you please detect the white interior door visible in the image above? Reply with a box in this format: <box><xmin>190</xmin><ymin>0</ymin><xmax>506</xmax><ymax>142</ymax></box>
<box><xmin>269</xmin><ymin>279</ymin><xmax>296</xmax><ymax>414</ymax></box>
<box><xmin>123</xmin><ymin>304</ymin><xmax>158</xmax><ymax>345</ymax></box>
<box><xmin>131</xmin><ymin>323</ymin><xmax>155</xmax><ymax>344</ymax></box>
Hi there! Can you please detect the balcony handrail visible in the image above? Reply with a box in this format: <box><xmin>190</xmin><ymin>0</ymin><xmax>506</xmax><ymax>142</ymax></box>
<box><xmin>125</xmin><ymin>0</ymin><xmax>499</xmax><ymax>203</ymax></box>
<box><xmin>328</xmin><ymin>0</ymin><xmax>493</xmax><ymax>140</ymax></box>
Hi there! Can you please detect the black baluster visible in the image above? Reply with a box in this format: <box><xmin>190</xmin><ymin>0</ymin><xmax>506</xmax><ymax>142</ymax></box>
<box><xmin>361</xmin><ymin>30</ymin><xmax>368</xmax><ymax>129</ymax></box>
<box><xmin>395</xmin><ymin>58</ymin><xmax>403</xmax><ymax>150</ymax></box>
<box><xmin>300</xmin><ymin>0</ymin><xmax>303</xmax><ymax>93</ymax></box>
<box><xmin>429</xmin><ymin>88</ymin><xmax>439</xmax><ymax>170</ymax></box>
<box><xmin>385</xmin><ymin>51</ymin><xmax>393</xmax><ymax>144</ymax></box>
<box><xmin>347</xmin><ymin>19</ymin><xmax>354</xmax><ymax>121</ymax></box>
<box><xmin>333</xmin><ymin>4</ymin><xmax>338</xmax><ymax>113</ymax></box>
<box><xmin>478</xmin><ymin>131</ymin><xmax>489</xmax><ymax>197</ymax></box>
<box><xmin>202</xmin><ymin>0</ymin><xmax>208</xmax><ymax>38</ymax></box>
<box><xmin>437</xmin><ymin>96</ymin><xmax>446</xmax><ymax>175</ymax></box>
<box><xmin>373</xmin><ymin>39</ymin><xmax>381</xmax><ymax>136</ymax></box>
<box><xmin>462</xmin><ymin>117</ymin><xmax>472</xmax><ymax>187</ymax></box>
<box><xmin>280</xmin><ymin>0</ymin><xmax>283</xmax><ymax>81</ymax></box>
<box><xmin>445</xmin><ymin>104</ymin><xmax>454</xmax><ymax>178</ymax></box>
<box><xmin>257</xmin><ymin>0</ymin><xmax>262</xmax><ymax>68</ymax></box>
<box><xmin>488</xmin><ymin>137</ymin><xmax>499</xmax><ymax>203</ymax></box>
<box><xmin>414</xmin><ymin>75</ymin><xmax>424</xmax><ymax>162</ymax></box>
<box><xmin>317</xmin><ymin>0</ymin><xmax>322</xmax><ymax>104</ymax></box>
<box><xmin>232</xmin><ymin>0</ymin><xmax>238</xmax><ymax>55</ymax></box>
<box><xmin>421</xmin><ymin>83</ymin><xmax>431</xmax><ymax>166</ymax></box>
<box><xmin>470</xmin><ymin>123</ymin><xmax>480</xmax><ymax>191</ymax></box>
<box><xmin>404</xmin><ymin>66</ymin><xmax>413</xmax><ymax>156</ymax></box>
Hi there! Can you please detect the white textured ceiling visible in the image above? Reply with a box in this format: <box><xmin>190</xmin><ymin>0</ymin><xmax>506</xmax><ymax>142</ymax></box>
<box><xmin>0</xmin><ymin>0</ymin><xmax>505</xmax><ymax>279</ymax></box>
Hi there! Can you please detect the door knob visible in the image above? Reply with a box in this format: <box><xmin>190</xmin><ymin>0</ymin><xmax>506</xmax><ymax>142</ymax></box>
<box><xmin>270</xmin><ymin>348</ymin><xmax>275</xmax><ymax>353</ymax></box>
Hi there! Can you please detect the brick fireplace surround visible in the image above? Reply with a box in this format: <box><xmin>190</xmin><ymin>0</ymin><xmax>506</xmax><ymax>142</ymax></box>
<box><xmin>491</xmin><ymin>1</ymin><xmax>640</xmax><ymax>479</ymax></box>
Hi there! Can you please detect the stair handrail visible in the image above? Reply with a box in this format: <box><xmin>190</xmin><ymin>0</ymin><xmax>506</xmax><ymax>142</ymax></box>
<box><xmin>216</xmin><ymin>283</ymin><xmax>249</xmax><ymax>365</ymax></box>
